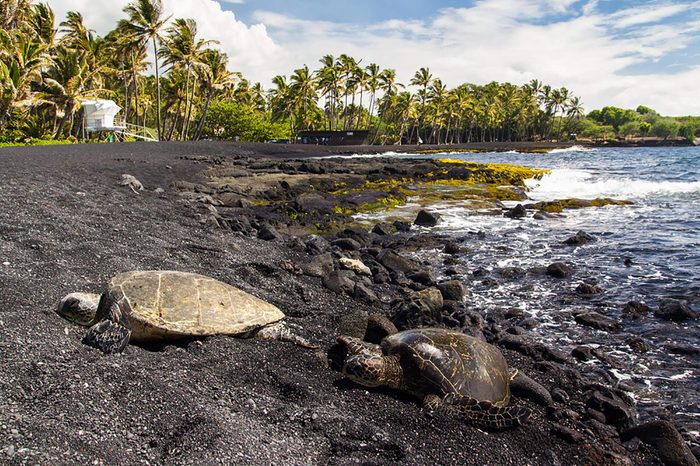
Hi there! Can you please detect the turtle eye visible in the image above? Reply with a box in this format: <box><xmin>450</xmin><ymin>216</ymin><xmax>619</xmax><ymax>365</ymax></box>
<box><xmin>343</xmin><ymin>355</ymin><xmax>383</xmax><ymax>387</ymax></box>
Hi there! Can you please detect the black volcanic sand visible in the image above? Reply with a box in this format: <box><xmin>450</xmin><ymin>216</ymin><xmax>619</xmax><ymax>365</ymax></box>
<box><xmin>0</xmin><ymin>141</ymin><xmax>687</xmax><ymax>466</ymax></box>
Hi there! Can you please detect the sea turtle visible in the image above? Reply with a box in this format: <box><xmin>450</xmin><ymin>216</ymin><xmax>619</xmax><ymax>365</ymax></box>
<box><xmin>56</xmin><ymin>270</ymin><xmax>316</xmax><ymax>354</ymax></box>
<box><xmin>337</xmin><ymin>325</ymin><xmax>530</xmax><ymax>430</ymax></box>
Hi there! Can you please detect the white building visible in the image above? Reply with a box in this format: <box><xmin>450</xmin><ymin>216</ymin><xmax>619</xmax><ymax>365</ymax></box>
<box><xmin>81</xmin><ymin>99</ymin><xmax>125</xmax><ymax>131</ymax></box>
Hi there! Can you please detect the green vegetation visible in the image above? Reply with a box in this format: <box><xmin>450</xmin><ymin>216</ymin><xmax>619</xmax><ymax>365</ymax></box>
<box><xmin>2</xmin><ymin>1</ymin><xmax>697</xmax><ymax>145</ymax></box>
<box><xmin>577</xmin><ymin>105</ymin><xmax>699</xmax><ymax>142</ymax></box>
<box><xmin>1</xmin><ymin>0</ymin><xmax>590</xmax><ymax>145</ymax></box>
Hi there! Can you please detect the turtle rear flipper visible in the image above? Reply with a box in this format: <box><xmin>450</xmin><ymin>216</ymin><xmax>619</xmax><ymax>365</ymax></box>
<box><xmin>425</xmin><ymin>393</ymin><xmax>531</xmax><ymax>431</ymax></box>
<box><xmin>83</xmin><ymin>320</ymin><xmax>131</xmax><ymax>354</ymax></box>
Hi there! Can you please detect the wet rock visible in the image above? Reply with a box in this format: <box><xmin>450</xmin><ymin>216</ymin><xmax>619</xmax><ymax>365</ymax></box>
<box><xmin>377</xmin><ymin>249</ymin><xmax>418</xmax><ymax>274</ymax></box>
<box><xmin>586</xmin><ymin>390</ymin><xmax>636</xmax><ymax>431</ymax></box>
<box><xmin>339</xmin><ymin>257</ymin><xmax>372</xmax><ymax>276</ymax></box>
<box><xmin>621</xmin><ymin>421</ymin><xmax>698</xmax><ymax>466</ymax></box>
<box><xmin>337</xmin><ymin>227</ymin><xmax>373</xmax><ymax>247</ymax></box>
<box><xmin>406</xmin><ymin>270</ymin><xmax>437</xmax><ymax>287</ymax></box>
<box><xmin>437</xmin><ymin>280</ymin><xmax>469</xmax><ymax>303</ymax></box>
<box><xmin>413</xmin><ymin>209</ymin><xmax>441</xmax><ymax>227</ymax></box>
<box><xmin>498</xmin><ymin>267</ymin><xmax>526</xmax><ymax>279</ymax></box>
<box><xmin>626</xmin><ymin>336</ymin><xmax>651</xmax><ymax>353</ymax></box>
<box><xmin>393</xmin><ymin>220</ymin><xmax>411</xmax><ymax>232</ymax></box>
<box><xmin>443</xmin><ymin>241</ymin><xmax>462</xmax><ymax>255</ymax></box>
<box><xmin>305</xmin><ymin>235</ymin><xmax>330</xmax><ymax>255</ymax></box>
<box><xmin>564</xmin><ymin>231</ymin><xmax>596</xmax><ymax>246</ymax></box>
<box><xmin>572</xmin><ymin>346</ymin><xmax>595</xmax><ymax>361</ymax></box>
<box><xmin>371</xmin><ymin>222</ymin><xmax>393</xmax><ymax>236</ymax></box>
<box><xmin>576</xmin><ymin>283</ymin><xmax>604</xmax><ymax>295</ymax></box>
<box><xmin>664</xmin><ymin>343</ymin><xmax>700</xmax><ymax>356</ymax></box>
<box><xmin>574</xmin><ymin>312</ymin><xmax>621</xmax><ymax>331</ymax></box>
<box><xmin>622</xmin><ymin>301</ymin><xmax>651</xmax><ymax>319</ymax></box>
<box><xmin>332</xmin><ymin>238</ymin><xmax>362</xmax><ymax>251</ymax></box>
<box><xmin>504</xmin><ymin>204</ymin><xmax>527</xmax><ymax>219</ymax></box>
<box><xmin>547</xmin><ymin>262</ymin><xmax>574</xmax><ymax>279</ymax></box>
<box><xmin>551</xmin><ymin>388</ymin><xmax>570</xmax><ymax>403</ymax></box>
<box><xmin>322</xmin><ymin>270</ymin><xmax>356</xmax><ymax>295</ymax></box>
<box><xmin>301</xmin><ymin>253</ymin><xmax>334</xmax><ymax>278</ymax></box>
<box><xmin>511</xmin><ymin>371</ymin><xmax>553</xmax><ymax>406</ymax></box>
<box><xmin>389</xmin><ymin>271</ymin><xmax>412</xmax><ymax>287</ymax></box>
<box><xmin>498</xmin><ymin>334</ymin><xmax>570</xmax><ymax>364</ymax></box>
<box><xmin>257</xmin><ymin>224</ymin><xmax>282</xmax><ymax>241</ymax></box>
<box><xmin>655</xmin><ymin>299</ymin><xmax>698</xmax><ymax>322</ymax></box>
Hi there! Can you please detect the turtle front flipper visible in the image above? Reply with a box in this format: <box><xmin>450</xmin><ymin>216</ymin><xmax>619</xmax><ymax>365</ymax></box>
<box><xmin>84</xmin><ymin>320</ymin><xmax>131</xmax><ymax>354</ymax></box>
<box><xmin>424</xmin><ymin>393</ymin><xmax>531</xmax><ymax>431</ymax></box>
<box><xmin>83</xmin><ymin>292</ymin><xmax>131</xmax><ymax>354</ymax></box>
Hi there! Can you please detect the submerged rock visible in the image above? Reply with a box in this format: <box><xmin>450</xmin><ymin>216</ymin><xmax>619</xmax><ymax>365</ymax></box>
<box><xmin>622</xmin><ymin>301</ymin><xmax>651</xmax><ymax>319</ymax></box>
<box><xmin>655</xmin><ymin>299</ymin><xmax>698</xmax><ymax>322</ymax></box>
<box><xmin>504</xmin><ymin>204</ymin><xmax>527</xmax><ymax>219</ymax></box>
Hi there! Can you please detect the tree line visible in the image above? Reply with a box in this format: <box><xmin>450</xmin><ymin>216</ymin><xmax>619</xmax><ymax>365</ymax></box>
<box><xmin>2</xmin><ymin>0</ymin><xmax>695</xmax><ymax>145</ymax></box>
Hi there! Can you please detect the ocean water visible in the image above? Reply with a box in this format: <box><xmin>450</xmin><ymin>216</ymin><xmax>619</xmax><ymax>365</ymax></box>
<box><xmin>365</xmin><ymin>147</ymin><xmax>700</xmax><ymax>436</ymax></box>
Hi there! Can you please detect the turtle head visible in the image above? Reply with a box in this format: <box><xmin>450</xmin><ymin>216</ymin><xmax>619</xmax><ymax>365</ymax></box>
<box><xmin>56</xmin><ymin>293</ymin><xmax>100</xmax><ymax>326</ymax></box>
<box><xmin>343</xmin><ymin>353</ymin><xmax>387</xmax><ymax>388</ymax></box>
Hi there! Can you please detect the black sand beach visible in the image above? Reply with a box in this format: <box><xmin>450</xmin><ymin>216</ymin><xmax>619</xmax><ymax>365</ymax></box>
<box><xmin>0</xmin><ymin>141</ymin><xmax>695</xmax><ymax>465</ymax></box>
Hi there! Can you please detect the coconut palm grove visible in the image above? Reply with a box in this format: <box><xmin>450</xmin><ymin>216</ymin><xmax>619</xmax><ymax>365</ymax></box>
<box><xmin>1</xmin><ymin>0</ymin><xmax>698</xmax><ymax>145</ymax></box>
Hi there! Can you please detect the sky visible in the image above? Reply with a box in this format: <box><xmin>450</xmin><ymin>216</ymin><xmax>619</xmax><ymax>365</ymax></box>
<box><xmin>48</xmin><ymin>0</ymin><xmax>700</xmax><ymax>115</ymax></box>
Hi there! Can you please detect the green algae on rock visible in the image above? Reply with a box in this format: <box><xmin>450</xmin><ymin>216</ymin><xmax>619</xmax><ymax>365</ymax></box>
<box><xmin>527</xmin><ymin>198</ymin><xmax>634</xmax><ymax>213</ymax></box>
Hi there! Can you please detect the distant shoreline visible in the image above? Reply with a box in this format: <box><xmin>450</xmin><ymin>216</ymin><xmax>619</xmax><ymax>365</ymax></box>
<box><xmin>0</xmin><ymin>138</ymin><xmax>695</xmax><ymax>160</ymax></box>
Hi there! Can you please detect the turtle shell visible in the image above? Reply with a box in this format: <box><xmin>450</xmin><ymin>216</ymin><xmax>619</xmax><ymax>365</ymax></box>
<box><xmin>382</xmin><ymin>328</ymin><xmax>511</xmax><ymax>405</ymax></box>
<box><xmin>106</xmin><ymin>270</ymin><xmax>284</xmax><ymax>342</ymax></box>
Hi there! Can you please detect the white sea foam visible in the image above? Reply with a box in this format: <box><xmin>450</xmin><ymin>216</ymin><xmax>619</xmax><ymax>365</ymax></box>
<box><xmin>549</xmin><ymin>145</ymin><xmax>597</xmax><ymax>154</ymax></box>
<box><xmin>526</xmin><ymin>169</ymin><xmax>700</xmax><ymax>201</ymax></box>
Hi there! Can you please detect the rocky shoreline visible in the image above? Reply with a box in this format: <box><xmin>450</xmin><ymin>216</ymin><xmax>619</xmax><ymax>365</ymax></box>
<box><xmin>0</xmin><ymin>141</ymin><xmax>697</xmax><ymax>465</ymax></box>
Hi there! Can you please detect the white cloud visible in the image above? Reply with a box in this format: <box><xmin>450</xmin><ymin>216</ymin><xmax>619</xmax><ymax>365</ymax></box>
<box><xmin>49</xmin><ymin>0</ymin><xmax>277</xmax><ymax>82</ymax></box>
<box><xmin>47</xmin><ymin>0</ymin><xmax>700</xmax><ymax>115</ymax></box>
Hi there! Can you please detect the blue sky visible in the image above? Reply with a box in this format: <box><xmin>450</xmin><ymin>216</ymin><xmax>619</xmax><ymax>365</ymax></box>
<box><xmin>51</xmin><ymin>0</ymin><xmax>700</xmax><ymax>114</ymax></box>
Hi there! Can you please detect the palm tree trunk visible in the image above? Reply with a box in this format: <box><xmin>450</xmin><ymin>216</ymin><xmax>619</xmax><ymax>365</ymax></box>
<box><xmin>184</xmin><ymin>76</ymin><xmax>197</xmax><ymax>140</ymax></box>
<box><xmin>153</xmin><ymin>37</ymin><xmax>162</xmax><ymax>141</ymax></box>
<box><xmin>131</xmin><ymin>51</ymin><xmax>139</xmax><ymax>127</ymax></box>
<box><xmin>193</xmin><ymin>90</ymin><xmax>214</xmax><ymax>141</ymax></box>
<box><xmin>180</xmin><ymin>66</ymin><xmax>191</xmax><ymax>141</ymax></box>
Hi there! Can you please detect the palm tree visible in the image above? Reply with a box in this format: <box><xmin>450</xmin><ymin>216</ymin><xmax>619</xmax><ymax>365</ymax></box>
<box><xmin>269</xmin><ymin>74</ymin><xmax>295</xmax><ymax>138</ymax></box>
<box><xmin>364</xmin><ymin>63</ymin><xmax>381</xmax><ymax>130</ymax></box>
<box><xmin>410</xmin><ymin>67</ymin><xmax>433</xmax><ymax>142</ymax></box>
<box><xmin>0</xmin><ymin>32</ymin><xmax>46</xmax><ymax>131</ymax></box>
<box><xmin>159</xmin><ymin>18</ymin><xmax>214</xmax><ymax>140</ymax></box>
<box><xmin>316</xmin><ymin>54</ymin><xmax>340</xmax><ymax>130</ymax></box>
<box><xmin>192</xmin><ymin>48</ymin><xmax>233</xmax><ymax>140</ymax></box>
<box><xmin>289</xmin><ymin>65</ymin><xmax>318</xmax><ymax>132</ymax></box>
<box><xmin>122</xmin><ymin>0</ymin><xmax>169</xmax><ymax>140</ymax></box>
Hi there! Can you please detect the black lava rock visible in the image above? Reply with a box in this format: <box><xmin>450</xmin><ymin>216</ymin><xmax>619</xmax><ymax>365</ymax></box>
<box><xmin>623</xmin><ymin>301</ymin><xmax>651</xmax><ymax>319</ymax></box>
<box><xmin>377</xmin><ymin>249</ymin><xmax>418</xmax><ymax>274</ymax></box>
<box><xmin>547</xmin><ymin>262</ymin><xmax>574</xmax><ymax>279</ymax></box>
<box><xmin>437</xmin><ymin>280</ymin><xmax>469</xmax><ymax>302</ymax></box>
<box><xmin>504</xmin><ymin>204</ymin><xmax>527</xmax><ymax>219</ymax></box>
<box><xmin>574</xmin><ymin>312</ymin><xmax>621</xmax><ymax>332</ymax></box>
<box><xmin>564</xmin><ymin>230</ymin><xmax>596</xmax><ymax>245</ymax></box>
<box><xmin>576</xmin><ymin>283</ymin><xmax>604</xmax><ymax>295</ymax></box>
<box><xmin>621</xmin><ymin>421</ymin><xmax>698</xmax><ymax>466</ymax></box>
<box><xmin>406</xmin><ymin>270</ymin><xmax>437</xmax><ymax>287</ymax></box>
<box><xmin>413</xmin><ymin>209</ymin><xmax>442</xmax><ymax>227</ymax></box>
<box><xmin>655</xmin><ymin>299</ymin><xmax>698</xmax><ymax>322</ymax></box>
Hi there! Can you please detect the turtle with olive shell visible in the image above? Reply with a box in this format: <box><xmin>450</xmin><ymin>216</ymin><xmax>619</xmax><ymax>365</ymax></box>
<box><xmin>337</xmin><ymin>317</ymin><xmax>530</xmax><ymax>430</ymax></box>
<box><xmin>57</xmin><ymin>270</ymin><xmax>317</xmax><ymax>353</ymax></box>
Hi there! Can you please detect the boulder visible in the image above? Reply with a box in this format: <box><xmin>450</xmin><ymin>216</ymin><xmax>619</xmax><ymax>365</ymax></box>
<box><xmin>443</xmin><ymin>241</ymin><xmax>462</xmax><ymax>255</ymax></box>
<box><xmin>621</xmin><ymin>421</ymin><xmax>698</xmax><ymax>466</ymax></box>
<box><xmin>294</xmin><ymin>193</ymin><xmax>335</xmax><ymax>214</ymax></box>
<box><xmin>371</xmin><ymin>222</ymin><xmax>393</xmax><ymax>236</ymax></box>
<box><xmin>305</xmin><ymin>235</ymin><xmax>330</xmax><ymax>255</ymax></box>
<box><xmin>623</xmin><ymin>301</ymin><xmax>651</xmax><ymax>319</ymax></box>
<box><xmin>576</xmin><ymin>283</ymin><xmax>604</xmax><ymax>295</ymax></box>
<box><xmin>655</xmin><ymin>299</ymin><xmax>698</xmax><ymax>322</ymax></box>
<box><xmin>504</xmin><ymin>204</ymin><xmax>527</xmax><ymax>219</ymax></box>
<box><xmin>406</xmin><ymin>270</ymin><xmax>437</xmax><ymax>287</ymax></box>
<box><xmin>339</xmin><ymin>257</ymin><xmax>372</xmax><ymax>276</ymax></box>
<box><xmin>393</xmin><ymin>220</ymin><xmax>412</xmax><ymax>232</ymax></box>
<box><xmin>510</xmin><ymin>371</ymin><xmax>553</xmax><ymax>406</ymax></box>
<box><xmin>586</xmin><ymin>390</ymin><xmax>636</xmax><ymax>431</ymax></box>
<box><xmin>574</xmin><ymin>312</ymin><xmax>621</xmax><ymax>332</ymax></box>
<box><xmin>547</xmin><ymin>262</ymin><xmax>574</xmax><ymax>279</ymax></box>
<box><xmin>257</xmin><ymin>224</ymin><xmax>281</xmax><ymax>241</ymax></box>
<box><xmin>626</xmin><ymin>336</ymin><xmax>651</xmax><ymax>353</ymax></box>
<box><xmin>377</xmin><ymin>249</ymin><xmax>418</xmax><ymax>274</ymax></box>
<box><xmin>322</xmin><ymin>270</ymin><xmax>356</xmax><ymax>295</ymax></box>
<box><xmin>414</xmin><ymin>209</ymin><xmax>442</xmax><ymax>227</ymax></box>
<box><xmin>437</xmin><ymin>280</ymin><xmax>469</xmax><ymax>302</ymax></box>
<box><xmin>353</xmin><ymin>282</ymin><xmax>379</xmax><ymax>304</ymax></box>
<box><xmin>331</xmin><ymin>238</ymin><xmax>362</xmax><ymax>251</ymax></box>
<box><xmin>391</xmin><ymin>288</ymin><xmax>444</xmax><ymax>330</ymax></box>
<box><xmin>564</xmin><ymin>230</ymin><xmax>596</xmax><ymax>245</ymax></box>
<box><xmin>301</xmin><ymin>253</ymin><xmax>334</xmax><ymax>278</ymax></box>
